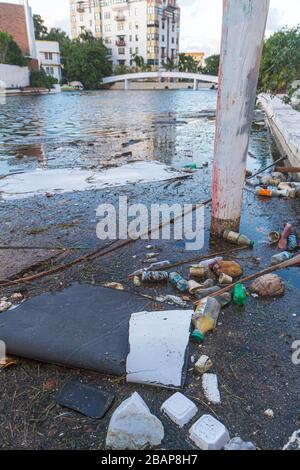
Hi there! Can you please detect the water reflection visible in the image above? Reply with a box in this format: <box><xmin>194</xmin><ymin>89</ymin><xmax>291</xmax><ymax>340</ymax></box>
<box><xmin>0</xmin><ymin>89</ymin><xmax>274</xmax><ymax>176</ymax></box>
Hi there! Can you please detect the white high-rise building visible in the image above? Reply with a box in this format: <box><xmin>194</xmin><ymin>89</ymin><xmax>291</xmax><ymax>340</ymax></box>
<box><xmin>69</xmin><ymin>0</ymin><xmax>180</xmax><ymax>69</ymax></box>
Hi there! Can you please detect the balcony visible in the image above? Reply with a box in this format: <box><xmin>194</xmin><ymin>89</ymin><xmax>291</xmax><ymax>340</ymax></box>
<box><xmin>115</xmin><ymin>15</ymin><xmax>126</xmax><ymax>21</ymax></box>
<box><xmin>116</xmin><ymin>39</ymin><xmax>126</xmax><ymax>47</ymax></box>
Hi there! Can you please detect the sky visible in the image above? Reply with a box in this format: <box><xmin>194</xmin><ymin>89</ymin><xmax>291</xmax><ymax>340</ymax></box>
<box><xmin>27</xmin><ymin>0</ymin><xmax>300</xmax><ymax>56</ymax></box>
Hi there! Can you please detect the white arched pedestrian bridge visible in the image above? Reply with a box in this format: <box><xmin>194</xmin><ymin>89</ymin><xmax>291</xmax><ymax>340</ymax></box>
<box><xmin>101</xmin><ymin>71</ymin><xmax>218</xmax><ymax>90</ymax></box>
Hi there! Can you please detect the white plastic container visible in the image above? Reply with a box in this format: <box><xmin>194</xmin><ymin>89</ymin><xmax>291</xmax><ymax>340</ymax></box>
<box><xmin>161</xmin><ymin>392</ymin><xmax>198</xmax><ymax>428</ymax></box>
<box><xmin>189</xmin><ymin>414</ymin><xmax>230</xmax><ymax>450</ymax></box>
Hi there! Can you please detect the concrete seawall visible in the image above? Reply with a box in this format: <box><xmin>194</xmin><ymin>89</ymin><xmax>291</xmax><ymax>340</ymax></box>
<box><xmin>258</xmin><ymin>94</ymin><xmax>300</xmax><ymax>180</ymax></box>
<box><xmin>0</xmin><ymin>64</ymin><xmax>29</xmax><ymax>89</ymax></box>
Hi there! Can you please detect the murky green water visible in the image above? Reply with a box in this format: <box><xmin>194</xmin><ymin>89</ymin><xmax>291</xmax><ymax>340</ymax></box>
<box><xmin>0</xmin><ymin>89</ymin><xmax>274</xmax><ymax>176</ymax></box>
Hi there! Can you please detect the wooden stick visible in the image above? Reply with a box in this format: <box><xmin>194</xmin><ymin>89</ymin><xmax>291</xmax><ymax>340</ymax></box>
<box><xmin>207</xmin><ymin>253</ymin><xmax>300</xmax><ymax>298</ymax></box>
<box><xmin>275</xmin><ymin>167</ymin><xmax>300</xmax><ymax>174</ymax></box>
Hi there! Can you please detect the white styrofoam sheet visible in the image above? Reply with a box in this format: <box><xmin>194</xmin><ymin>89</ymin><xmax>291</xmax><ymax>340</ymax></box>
<box><xmin>126</xmin><ymin>310</ymin><xmax>193</xmax><ymax>388</ymax></box>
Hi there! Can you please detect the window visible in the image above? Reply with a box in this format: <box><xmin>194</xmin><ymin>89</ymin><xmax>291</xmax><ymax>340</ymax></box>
<box><xmin>129</xmin><ymin>35</ymin><xmax>132</xmax><ymax>42</ymax></box>
<box><xmin>104</xmin><ymin>24</ymin><xmax>111</xmax><ymax>32</ymax></box>
<box><xmin>118</xmin><ymin>47</ymin><xmax>125</xmax><ymax>55</ymax></box>
<box><xmin>44</xmin><ymin>52</ymin><xmax>53</xmax><ymax>60</ymax></box>
<box><xmin>135</xmin><ymin>47</ymin><xmax>139</xmax><ymax>54</ymax></box>
<box><xmin>162</xmin><ymin>35</ymin><xmax>165</xmax><ymax>42</ymax></box>
<box><xmin>162</xmin><ymin>21</ymin><xmax>165</xmax><ymax>30</ymax></box>
<box><xmin>117</xmin><ymin>23</ymin><xmax>124</xmax><ymax>31</ymax></box>
<box><xmin>129</xmin><ymin>47</ymin><xmax>132</xmax><ymax>54</ymax></box>
<box><xmin>118</xmin><ymin>60</ymin><xmax>125</xmax><ymax>65</ymax></box>
<box><xmin>135</xmin><ymin>35</ymin><xmax>138</xmax><ymax>42</ymax></box>
<box><xmin>104</xmin><ymin>37</ymin><xmax>112</xmax><ymax>44</ymax></box>
<box><xmin>104</xmin><ymin>12</ymin><xmax>110</xmax><ymax>19</ymax></box>
<box><xmin>107</xmin><ymin>48</ymin><xmax>112</xmax><ymax>55</ymax></box>
<box><xmin>80</xmin><ymin>15</ymin><xmax>84</xmax><ymax>22</ymax></box>
<box><xmin>45</xmin><ymin>66</ymin><xmax>54</xmax><ymax>76</ymax></box>
<box><xmin>171</xmin><ymin>37</ymin><xmax>175</xmax><ymax>44</ymax></box>
<box><xmin>135</xmin><ymin>22</ymin><xmax>139</xmax><ymax>29</ymax></box>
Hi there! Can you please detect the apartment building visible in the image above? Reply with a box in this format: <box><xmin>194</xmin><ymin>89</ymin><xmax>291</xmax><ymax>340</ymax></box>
<box><xmin>36</xmin><ymin>41</ymin><xmax>62</xmax><ymax>81</ymax></box>
<box><xmin>69</xmin><ymin>0</ymin><xmax>180</xmax><ymax>69</ymax></box>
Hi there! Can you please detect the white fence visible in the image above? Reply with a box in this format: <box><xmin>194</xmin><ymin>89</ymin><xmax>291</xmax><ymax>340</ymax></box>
<box><xmin>0</xmin><ymin>64</ymin><xmax>29</xmax><ymax>89</ymax></box>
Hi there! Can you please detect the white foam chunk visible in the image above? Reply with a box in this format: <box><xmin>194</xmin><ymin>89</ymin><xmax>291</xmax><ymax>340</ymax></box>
<box><xmin>202</xmin><ymin>373</ymin><xmax>221</xmax><ymax>404</ymax></box>
<box><xmin>126</xmin><ymin>310</ymin><xmax>193</xmax><ymax>388</ymax></box>
<box><xmin>189</xmin><ymin>414</ymin><xmax>230</xmax><ymax>450</ymax></box>
<box><xmin>161</xmin><ymin>392</ymin><xmax>198</xmax><ymax>428</ymax></box>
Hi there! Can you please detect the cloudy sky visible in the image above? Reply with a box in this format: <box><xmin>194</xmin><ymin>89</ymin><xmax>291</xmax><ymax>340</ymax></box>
<box><xmin>28</xmin><ymin>0</ymin><xmax>300</xmax><ymax>56</ymax></box>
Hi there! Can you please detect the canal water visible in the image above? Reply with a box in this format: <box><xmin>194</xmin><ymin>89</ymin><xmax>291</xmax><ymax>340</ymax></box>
<box><xmin>0</xmin><ymin>89</ymin><xmax>274</xmax><ymax>177</ymax></box>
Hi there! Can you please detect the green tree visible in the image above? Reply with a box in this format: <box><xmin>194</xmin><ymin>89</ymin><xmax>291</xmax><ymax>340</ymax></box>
<box><xmin>259</xmin><ymin>25</ymin><xmax>300</xmax><ymax>94</ymax></box>
<box><xmin>63</xmin><ymin>33</ymin><xmax>112</xmax><ymax>89</ymax></box>
<box><xmin>46</xmin><ymin>28</ymin><xmax>71</xmax><ymax>48</ymax></box>
<box><xmin>0</xmin><ymin>31</ymin><xmax>27</xmax><ymax>66</ymax></box>
<box><xmin>178</xmin><ymin>53</ymin><xmax>199</xmax><ymax>73</ymax></box>
<box><xmin>114</xmin><ymin>64</ymin><xmax>132</xmax><ymax>75</ymax></box>
<box><xmin>202</xmin><ymin>54</ymin><xmax>220</xmax><ymax>76</ymax></box>
<box><xmin>163</xmin><ymin>58</ymin><xmax>177</xmax><ymax>72</ymax></box>
<box><xmin>131</xmin><ymin>54</ymin><xmax>151</xmax><ymax>72</ymax></box>
<box><xmin>30</xmin><ymin>68</ymin><xmax>57</xmax><ymax>89</ymax></box>
<box><xmin>33</xmin><ymin>14</ymin><xmax>48</xmax><ymax>39</ymax></box>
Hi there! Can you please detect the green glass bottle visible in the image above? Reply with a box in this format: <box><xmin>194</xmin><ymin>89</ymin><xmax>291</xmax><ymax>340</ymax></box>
<box><xmin>233</xmin><ymin>283</ymin><xmax>247</xmax><ymax>306</ymax></box>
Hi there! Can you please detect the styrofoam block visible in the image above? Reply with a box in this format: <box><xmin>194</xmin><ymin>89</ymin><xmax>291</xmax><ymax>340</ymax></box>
<box><xmin>161</xmin><ymin>392</ymin><xmax>198</xmax><ymax>428</ymax></box>
<box><xmin>126</xmin><ymin>310</ymin><xmax>193</xmax><ymax>388</ymax></box>
<box><xmin>189</xmin><ymin>414</ymin><xmax>230</xmax><ymax>450</ymax></box>
<box><xmin>202</xmin><ymin>373</ymin><xmax>221</xmax><ymax>404</ymax></box>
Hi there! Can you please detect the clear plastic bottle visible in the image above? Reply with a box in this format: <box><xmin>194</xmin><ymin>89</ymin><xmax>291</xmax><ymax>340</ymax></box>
<box><xmin>223</xmin><ymin>230</ymin><xmax>254</xmax><ymax>248</ymax></box>
<box><xmin>191</xmin><ymin>297</ymin><xmax>221</xmax><ymax>342</ymax></box>
<box><xmin>271</xmin><ymin>252</ymin><xmax>293</xmax><ymax>265</ymax></box>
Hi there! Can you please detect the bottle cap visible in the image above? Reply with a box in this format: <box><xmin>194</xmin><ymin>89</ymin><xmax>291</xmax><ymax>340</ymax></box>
<box><xmin>191</xmin><ymin>329</ymin><xmax>205</xmax><ymax>342</ymax></box>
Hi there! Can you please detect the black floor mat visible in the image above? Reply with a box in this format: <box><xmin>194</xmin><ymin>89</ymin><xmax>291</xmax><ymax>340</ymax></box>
<box><xmin>54</xmin><ymin>380</ymin><xmax>115</xmax><ymax>418</ymax></box>
<box><xmin>0</xmin><ymin>284</ymin><xmax>149</xmax><ymax>376</ymax></box>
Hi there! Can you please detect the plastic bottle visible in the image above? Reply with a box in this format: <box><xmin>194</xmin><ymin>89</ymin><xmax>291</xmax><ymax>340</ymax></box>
<box><xmin>142</xmin><ymin>271</ymin><xmax>169</xmax><ymax>282</ymax></box>
<box><xmin>233</xmin><ymin>283</ymin><xmax>247</xmax><ymax>306</ymax></box>
<box><xmin>257</xmin><ymin>188</ymin><xmax>289</xmax><ymax>197</ymax></box>
<box><xmin>213</xmin><ymin>292</ymin><xmax>232</xmax><ymax>308</ymax></box>
<box><xmin>271</xmin><ymin>252</ymin><xmax>293</xmax><ymax>265</ymax></box>
<box><xmin>169</xmin><ymin>272</ymin><xmax>189</xmax><ymax>293</ymax></box>
<box><xmin>199</xmin><ymin>257</ymin><xmax>223</xmax><ymax>268</ymax></box>
<box><xmin>223</xmin><ymin>230</ymin><xmax>254</xmax><ymax>248</ymax></box>
<box><xmin>147</xmin><ymin>260</ymin><xmax>171</xmax><ymax>271</ymax></box>
<box><xmin>183</xmin><ymin>163</ymin><xmax>197</xmax><ymax>170</ymax></box>
<box><xmin>260</xmin><ymin>176</ymin><xmax>281</xmax><ymax>186</ymax></box>
<box><xmin>288</xmin><ymin>235</ymin><xmax>298</xmax><ymax>251</ymax></box>
<box><xmin>194</xmin><ymin>286</ymin><xmax>221</xmax><ymax>300</ymax></box>
<box><xmin>191</xmin><ymin>297</ymin><xmax>221</xmax><ymax>342</ymax></box>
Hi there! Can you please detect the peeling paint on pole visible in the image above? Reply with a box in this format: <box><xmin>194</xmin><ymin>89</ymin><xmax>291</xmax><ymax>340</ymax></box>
<box><xmin>211</xmin><ymin>0</ymin><xmax>270</xmax><ymax>236</ymax></box>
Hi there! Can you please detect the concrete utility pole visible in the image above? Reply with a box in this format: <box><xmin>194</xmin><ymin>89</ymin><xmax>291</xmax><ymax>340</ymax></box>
<box><xmin>211</xmin><ymin>0</ymin><xmax>270</xmax><ymax>236</ymax></box>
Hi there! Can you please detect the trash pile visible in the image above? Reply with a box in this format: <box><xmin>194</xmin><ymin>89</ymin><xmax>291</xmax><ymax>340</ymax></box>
<box><xmin>105</xmin><ymin>390</ymin><xmax>256</xmax><ymax>451</ymax></box>
<box><xmin>247</xmin><ymin>169</ymin><xmax>300</xmax><ymax>198</ymax></box>
<box><xmin>1</xmin><ymin>220</ymin><xmax>299</xmax><ymax>450</ymax></box>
